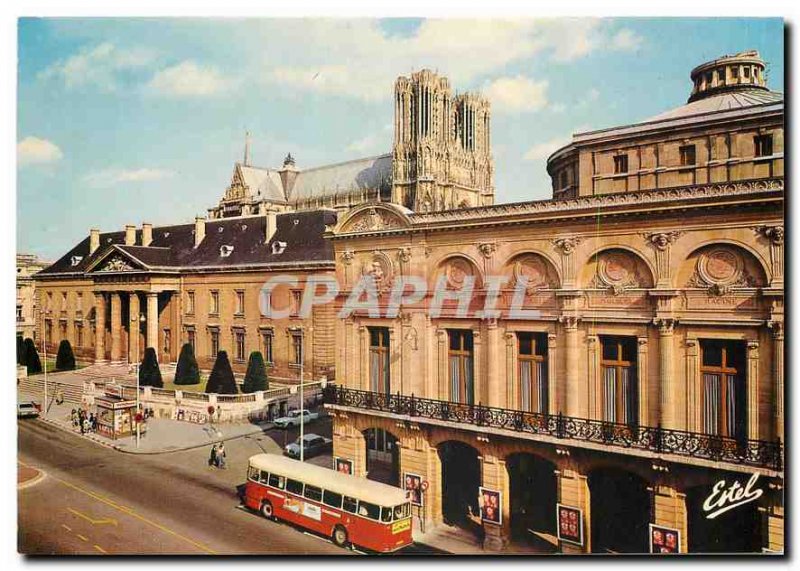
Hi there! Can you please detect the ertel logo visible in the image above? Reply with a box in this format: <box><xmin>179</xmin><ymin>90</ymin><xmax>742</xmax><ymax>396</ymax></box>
<box><xmin>702</xmin><ymin>473</ymin><xmax>764</xmax><ymax>520</ymax></box>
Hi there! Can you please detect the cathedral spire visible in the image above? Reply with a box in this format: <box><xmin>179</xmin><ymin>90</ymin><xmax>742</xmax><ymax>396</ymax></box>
<box><xmin>243</xmin><ymin>130</ymin><xmax>251</xmax><ymax>166</ymax></box>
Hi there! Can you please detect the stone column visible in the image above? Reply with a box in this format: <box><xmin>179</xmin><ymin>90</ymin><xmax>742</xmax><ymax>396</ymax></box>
<box><xmin>768</xmin><ymin>321</ymin><xmax>784</xmax><ymax>441</ymax></box>
<box><xmin>655</xmin><ymin>318</ymin><xmax>676</xmax><ymax>429</ymax></box>
<box><xmin>94</xmin><ymin>293</ymin><xmax>106</xmax><ymax>363</ymax></box>
<box><xmin>747</xmin><ymin>340</ymin><xmax>760</xmax><ymax>440</ymax></box>
<box><xmin>146</xmin><ymin>292</ymin><xmax>159</xmax><ymax>355</ymax></box>
<box><xmin>128</xmin><ymin>292</ymin><xmax>140</xmax><ymax>364</ymax></box>
<box><xmin>556</xmin><ymin>467</ymin><xmax>590</xmax><ymax>554</ymax></box>
<box><xmin>109</xmin><ymin>293</ymin><xmax>122</xmax><ymax>362</ymax></box>
<box><xmin>562</xmin><ymin>316</ymin><xmax>582</xmax><ymax>417</ymax></box>
<box><xmin>485</xmin><ymin>319</ymin><xmax>501</xmax><ymax>408</ymax></box>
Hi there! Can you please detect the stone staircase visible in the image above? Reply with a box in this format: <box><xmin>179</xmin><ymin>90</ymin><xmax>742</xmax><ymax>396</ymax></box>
<box><xmin>17</xmin><ymin>376</ymin><xmax>84</xmax><ymax>407</ymax></box>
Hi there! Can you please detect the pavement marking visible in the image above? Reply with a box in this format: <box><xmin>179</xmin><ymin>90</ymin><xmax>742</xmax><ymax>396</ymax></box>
<box><xmin>61</xmin><ymin>524</ymin><xmax>72</xmax><ymax>532</ymax></box>
<box><xmin>76</xmin><ymin>534</ymin><xmax>88</xmax><ymax>542</ymax></box>
<box><xmin>18</xmin><ymin>460</ymin><xmax>217</xmax><ymax>555</ymax></box>
<box><xmin>93</xmin><ymin>545</ymin><xmax>107</xmax><ymax>554</ymax></box>
<box><xmin>68</xmin><ymin>507</ymin><xmax>118</xmax><ymax>526</ymax></box>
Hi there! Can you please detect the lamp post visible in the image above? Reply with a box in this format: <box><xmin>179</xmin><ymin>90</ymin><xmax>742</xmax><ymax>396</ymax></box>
<box><xmin>135</xmin><ymin>312</ymin><xmax>146</xmax><ymax>448</ymax></box>
<box><xmin>41</xmin><ymin>307</ymin><xmax>51</xmax><ymax>418</ymax></box>
<box><xmin>299</xmin><ymin>327</ymin><xmax>305</xmax><ymax>462</ymax></box>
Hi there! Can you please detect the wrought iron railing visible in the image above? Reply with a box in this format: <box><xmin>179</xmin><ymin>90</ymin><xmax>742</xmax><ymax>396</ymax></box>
<box><xmin>323</xmin><ymin>386</ymin><xmax>783</xmax><ymax>471</ymax></box>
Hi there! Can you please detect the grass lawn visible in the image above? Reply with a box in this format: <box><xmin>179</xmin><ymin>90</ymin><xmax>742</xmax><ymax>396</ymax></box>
<box><xmin>29</xmin><ymin>359</ymin><xmax>91</xmax><ymax>375</ymax></box>
<box><xmin>159</xmin><ymin>377</ymin><xmax>207</xmax><ymax>393</ymax></box>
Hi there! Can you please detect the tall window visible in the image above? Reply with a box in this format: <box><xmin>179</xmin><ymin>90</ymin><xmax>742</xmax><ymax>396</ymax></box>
<box><xmin>235</xmin><ymin>290</ymin><xmax>245</xmax><ymax>315</ymax></box>
<box><xmin>369</xmin><ymin>327</ymin><xmax>390</xmax><ymax>394</ymax></box>
<box><xmin>600</xmin><ymin>336</ymin><xmax>638</xmax><ymax>426</ymax></box>
<box><xmin>186</xmin><ymin>291</ymin><xmax>195</xmax><ymax>314</ymax></box>
<box><xmin>448</xmin><ymin>330</ymin><xmax>474</xmax><ymax>405</ymax></box>
<box><xmin>187</xmin><ymin>329</ymin><xmax>196</xmax><ymax>352</ymax></box>
<box><xmin>76</xmin><ymin>292</ymin><xmax>83</xmax><ymax>315</ymax></box>
<box><xmin>613</xmin><ymin>154</ymin><xmax>628</xmax><ymax>174</ymax></box>
<box><xmin>518</xmin><ymin>332</ymin><xmax>548</xmax><ymax>413</ymax></box>
<box><xmin>679</xmin><ymin>144</ymin><xmax>696</xmax><ymax>166</ymax></box>
<box><xmin>210</xmin><ymin>291</ymin><xmax>220</xmax><ymax>315</ymax></box>
<box><xmin>291</xmin><ymin>332</ymin><xmax>303</xmax><ymax>366</ymax></box>
<box><xmin>292</xmin><ymin>290</ymin><xmax>303</xmax><ymax>316</ymax></box>
<box><xmin>163</xmin><ymin>329</ymin><xmax>171</xmax><ymax>354</ymax></box>
<box><xmin>754</xmin><ymin>134</ymin><xmax>773</xmax><ymax>158</ymax></box>
<box><xmin>76</xmin><ymin>324</ymin><xmax>83</xmax><ymax>347</ymax></box>
<box><xmin>210</xmin><ymin>329</ymin><xmax>220</xmax><ymax>358</ymax></box>
<box><xmin>235</xmin><ymin>330</ymin><xmax>246</xmax><ymax>361</ymax></box>
<box><xmin>262</xmin><ymin>331</ymin><xmax>274</xmax><ymax>364</ymax></box>
<box><xmin>701</xmin><ymin>340</ymin><xmax>746</xmax><ymax>440</ymax></box>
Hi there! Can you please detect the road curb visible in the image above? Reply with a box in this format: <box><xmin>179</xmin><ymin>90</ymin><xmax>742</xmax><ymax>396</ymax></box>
<box><xmin>18</xmin><ymin>469</ymin><xmax>47</xmax><ymax>490</ymax></box>
<box><xmin>37</xmin><ymin>416</ymin><xmax>274</xmax><ymax>455</ymax></box>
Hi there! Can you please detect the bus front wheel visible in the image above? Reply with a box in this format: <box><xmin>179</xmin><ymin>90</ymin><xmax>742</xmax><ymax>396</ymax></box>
<box><xmin>260</xmin><ymin>500</ymin><xmax>274</xmax><ymax>519</ymax></box>
<box><xmin>332</xmin><ymin>525</ymin><xmax>349</xmax><ymax>548</ymax></box>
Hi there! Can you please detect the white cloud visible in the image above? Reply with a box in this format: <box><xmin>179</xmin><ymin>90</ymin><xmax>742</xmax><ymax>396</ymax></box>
<box><xmin>38</xmin><ymin>42</ymin><xmax>155</xmax><ymax>91</ymax></box>
<box><xmin>146</xmin><ymin>61</ymin><xmax>235</xmax><ymax>97</ymax></box>
<box><xmin>83</xmin><ymin>168</ymin><xmax>175</xmax><ymax>188</ymax></box>
<box><xmin>483</xmin><ymin>76</ymin><xmax>549</xmax><ymax>113</ymax></box>
<box><xmin>523</xmin><ymin>136</ymin><xmax>572</xmax><ymax>162</ymax></box>
<box><xmin>17</xmin><ymin>137</ymin><xmax>63</xmax><ymax>167</ymax></box>
<box><xmin>611</xmin><ymin>28</ymin><xmax>644</xmax><ymax>52</ymax></box>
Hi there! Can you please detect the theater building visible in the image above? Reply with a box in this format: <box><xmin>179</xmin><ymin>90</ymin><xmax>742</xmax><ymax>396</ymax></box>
<box><xmin>324</xmin><ymin>51</ymin><xmax>784</xmax><ymax>553</ymax></box>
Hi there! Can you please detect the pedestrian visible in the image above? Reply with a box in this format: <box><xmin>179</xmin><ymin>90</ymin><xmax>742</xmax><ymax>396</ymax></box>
<box><xmin>81</xmin><ymin>416</ymin><xmax>89</xmax><ymax>435</ymax></box>
<box><xmin>209</xmin><ymin>444</ymin><xmax>217</xmax><ymax>468</ymax></box>
<box><xmin>70</xmin><ymin>409</ymin><xmax>77</xmax><ymax>427</ymax></box>
<box><xmin>90</xmin><ymin>413</ymin><xmax>97</xmax><ymax>433</ymax></box>
<box><xmin>216</xmin><ymin>443</ymin><xmax>226</xmax><ymax>469</ymax></box>
<box><xmin>78</xmin><ymin>409</ymin><xmax>85</xmax><ymax>434</ymax></box>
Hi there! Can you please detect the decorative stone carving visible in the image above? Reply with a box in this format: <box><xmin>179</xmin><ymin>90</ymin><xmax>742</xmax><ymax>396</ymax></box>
<box><xmin>341</xmin><ymin>250</ymin><xmax>355</xmax><ymax>265</ymax></box>
<box><xmin>590</xmin><ymin>251</ymin><xmax>643</xmax><ymax>295</ymax></box>
<box><xmin>558</xmin><ymin>315</ymin><xmax>579</xmax><ymax>329</ymax></box>
<box><xmin>477</xmin><ymin>242</ymin><xmax>497</xmax><ymax>258</ymax></box>
<box><xmin>552</xmin><ymin>236</ymin><xmax>583</xmax><ymax>255</ymax></box>
<box><xmin>686</xmin><ymin>246</ymin><xmax>757</xmax><ymax>294</ymax></box>
<box><xmin>767</xmin><ymin>320</ymin><xmax>784</xmax><ymax>338</ymax></box>
<box><xmin>360</xmin><ymin>251</ymin><xmax>394</xmax><ymax>293</ymax></box>
<box><xmin>346</xmin><ymin>207</ymin><xmax>404</xmax><ymax>233</ymax></box>
<box><xmin>644</xmin><ymin>231</ymin><xmax>684</xmax><ymax>251</ymax></box>
<box><xmin>512</xmin><ymin>254</ymin><xmax>552</xmax><ymax>294</ymax></box>
<box><xmin>754</xmin><ymin>225</ymin><xmax>784</xmax><ymax>245</ymax></box>
<box><xmin>96</xmin><ymin>255</ymin><xmax>136</xmax><ymax>272</ymax></box>
<box><xmin>398</xmin><ymin>246</ymin><xmax>412</xmax><ymax>264</ymax></box>
<box><xmin>443</xmin><ymin>257</ymin><xmax>475</xmax><ymax>290</ymax></box>
<box><xmin>653</xmin><ymin>317</ymin><xmax>676</xmax><ymax>334</ymax></box>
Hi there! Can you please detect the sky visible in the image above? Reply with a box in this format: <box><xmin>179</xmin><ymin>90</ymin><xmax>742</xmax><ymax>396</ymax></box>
<box><xmin>17</xmin><ymin>17</ymin><xmax>784</xmax><ymax>261</ymax></box>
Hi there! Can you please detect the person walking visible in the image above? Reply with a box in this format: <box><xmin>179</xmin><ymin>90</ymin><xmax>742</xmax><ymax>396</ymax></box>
<box><xmin>90</xmin><ymin>413</ymin><xmax>97</xmax><ymax>433</ymax></box>
<box><xmin>209</xmin><ymin>444</ymin><xmax>217</xmax><ymax>468</ymax></box>
<box><xmin>71</xmin><ymin>409</ymin><xmax>77</xmax><ymax>427</ymax></box>
<box><xmin>78</xmin><ymin>409</ymin><xmax>85</xmax><ymax>434</ymax></box>
<box><xmin>216</xmin><ymin>443</ymin><xmax>226</xmax><ymax>469</ymax></box>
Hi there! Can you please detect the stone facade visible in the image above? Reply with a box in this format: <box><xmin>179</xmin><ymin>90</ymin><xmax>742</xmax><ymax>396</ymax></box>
<box><xmin>16</xmin><ymin>253</ymin><xmax>48</xmax><ymax>341</ymax></box>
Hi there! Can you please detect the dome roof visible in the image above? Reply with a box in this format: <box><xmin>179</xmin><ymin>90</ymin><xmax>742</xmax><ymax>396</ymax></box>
<box><xmin>644</xmin><ymin>88</ymin><xmax>783</xmax><ymax>123</ymax></box>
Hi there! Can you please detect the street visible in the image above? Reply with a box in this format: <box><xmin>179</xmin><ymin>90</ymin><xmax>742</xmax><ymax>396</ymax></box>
<box><xmin>18</xmin><ymin>418</ymin><xmax>351</xmax><ymax>555</ymax></box>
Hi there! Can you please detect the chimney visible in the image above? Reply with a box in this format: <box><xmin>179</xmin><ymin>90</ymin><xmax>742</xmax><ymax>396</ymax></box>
<box><xmin>265</xmin><ymin>211</ymin><xmax>278</xmax><ymax>243</ymax></box>
<box><xmin>141</xmin><ymin>223</ymin><xmax>153</xmax><ymax>247</ymax></box>
<box><xmin>194</xmin><ymin>216</ymin><xmax>206</xmax><ymax>247</ymax></box>
<box><xmin>89</xmin><ymin>229</ymin><xmax>100</xmax><ymax>255</ymax></box>
<box><xmin>125</xmin><ymin>224</ymin><xmax>136</xmax><ymax>246</ymax></box>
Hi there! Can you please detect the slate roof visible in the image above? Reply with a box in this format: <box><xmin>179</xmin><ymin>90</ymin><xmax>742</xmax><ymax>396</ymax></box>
<box><xmin>644</xmin><ymin>89</ymin><xmax>784</xmax><ymax>122</ymax></box>
<box><xmin>239</xmin><ymin>164</ymin><xmax>287</xmax><ymax>202</ymax></box>
<box><xmin>38</xmin><ymin>210</ymin><xmax>337</xmax><ymax>278</ymax></box>
<box><xmin>289</xmin><ymin>154</ymin><xmax>393</xmax><ymax>201</ymax></box>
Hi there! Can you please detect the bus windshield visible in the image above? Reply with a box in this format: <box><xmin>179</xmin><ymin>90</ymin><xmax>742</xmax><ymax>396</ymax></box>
<box><xmin>393</xmin><ymin>503</ymin><xmax>411</xmax><ymax>520</ymax></box>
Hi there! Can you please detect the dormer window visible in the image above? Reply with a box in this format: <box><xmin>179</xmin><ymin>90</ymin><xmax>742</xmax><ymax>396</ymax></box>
<box><xmin>70</xmin><ymin>256</ymin><xmax>83</xmax><ymax>267</ymax></box>
<box><xmin>220</xmin><ymin>245</ymin><xmax>234</xmax><ymax>257</ymax></box>
<box><xmin>218</xmin><ymin>227</ymin><xmax>224</xmax><ymax>233</ymax></box>
<box><xmin>272</xmin><ymin>241</ymin><xmax>287</xmax><ymax>255</ymax></box>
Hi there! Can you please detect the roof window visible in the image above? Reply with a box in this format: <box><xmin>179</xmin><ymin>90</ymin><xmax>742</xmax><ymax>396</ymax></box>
<box><xmin>220</xmin><ymin>245</ymin><xmax>234</xmax><ymax>257</ymax></box>
<box><xmin>70</xmin><ymin>256</ymin><xmax>83</xmax><ymax>267</ymax></box>
<box><xmin>272</xmin><ymin>241</ymin><xmax>287</xmax><ymax>255</ymax></box>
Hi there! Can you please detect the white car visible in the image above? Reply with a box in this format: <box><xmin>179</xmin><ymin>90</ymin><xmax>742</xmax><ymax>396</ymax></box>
<box><xmin>273</xmin><ymin>409</ymin><xmax>319</xmax><ymax>428</ymax></box>
<box><xmin>17</xmin><ymin>402</ymin><xmax>41</xmax><ymax>419</ymax></box>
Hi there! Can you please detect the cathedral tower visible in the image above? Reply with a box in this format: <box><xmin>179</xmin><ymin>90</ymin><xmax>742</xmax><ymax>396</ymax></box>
<box><xmin>392</xmin><ymin>70</ymin><xmax>494</xmax><ymax>212</ymax></box>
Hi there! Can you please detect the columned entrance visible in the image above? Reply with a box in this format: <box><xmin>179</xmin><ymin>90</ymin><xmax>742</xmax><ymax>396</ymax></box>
<box><xmin>507</xmin><ymin>453</ymin><xmax>557</xmax><ymax>550</ymax></box>
<box><xmin>588</xmin><ymin>467</ymin><xmax>650</xmax><ymax>553</ymax></box>
<box><xmin>362</xmin><ymin>428</ymin><xmax>400</xmax><ymax>486</ymax></box>
<box><xmin>437</xmin><ymin>440</ymin><xmax>481</xmax><ymax>527</ymax></box>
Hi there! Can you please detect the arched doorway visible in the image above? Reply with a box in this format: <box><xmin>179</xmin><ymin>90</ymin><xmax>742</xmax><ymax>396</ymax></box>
<box><xmin>438</xmin><ymin>441</ymin><xmax>481</xmax><ymax>527</ymax></box>
<box><xmin>362</xmin><ymin>428</ymin><xmax>400</xmax><ymax>486</ymax></box>
<box><xmin>686</xmin><ymin>483</ymin><xmax>763</xmax><ymax>553</ymax></box>
<box><xmin>588</xmin><ymin>468</ymin><xmax>651</xmax><ymax>553</ymax></box>
<box><xmin>507</xmin><ymin>453</ymin><xmax>557</xmax><ymax>550</ymax></box>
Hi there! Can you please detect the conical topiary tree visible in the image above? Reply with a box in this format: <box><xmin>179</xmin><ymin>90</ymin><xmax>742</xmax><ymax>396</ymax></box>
<box><xmin>242</xmin><ymin>351</ymin><xmax>269</xmax><ymax>393</ymax></box>
<box><xmin>17</xmin><ymin>336</ymin><xmax>26</xmax><ymax>366</ymax></box>
<box><xmin>139</xmin><ymin>347</ymin><xmax>163</xmax><ymax>388</ymax></box>
<box><xmin>55</xmin><ymin>339</ymin><xmax>76</xmax><ymax>371</ymax></box>
<box><xmin>174</xmin><ymin>343</ymin><xmax>200</xmax><ymax>385</ymax></box>
<box><xmin>24</xmin><ymin>338</ymin><xmax>42</xmax><ymax>374</ymax></box>
<box><xmin>205</xmin><ymin>350</ymin><xmax>238</xmax><ymax>394</ymax></box>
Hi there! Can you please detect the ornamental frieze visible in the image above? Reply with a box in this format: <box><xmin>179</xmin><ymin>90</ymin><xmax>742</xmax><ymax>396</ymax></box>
<box><xmin>589</xmin><ymin>251</ymin><xmax>645</xmax><ymax>295</ymax></box>
<box><xmin>686</xmin><ymin>247</ymin><xmax>757</xmax><ymax>294</ymax></box>
<box><xmin>345</xmin><ymin>207</ymin><xmax>405</xmax><ymax>233</ymax></box>
<box><xmin>96</xmin><ymin>255</ymin><xmax>136</xmax><ymax>273</ymax></box>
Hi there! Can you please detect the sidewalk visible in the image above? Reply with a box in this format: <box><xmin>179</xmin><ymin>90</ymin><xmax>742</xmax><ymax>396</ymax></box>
<box><xmin>19</xmin><ymin>388</ymin><xmax>273</xmax><ymax>454</ymax></box>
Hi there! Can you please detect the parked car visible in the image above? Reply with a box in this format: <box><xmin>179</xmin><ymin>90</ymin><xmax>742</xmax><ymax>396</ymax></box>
<box><xmin>273</xmin><ymin>409</ymin><xmax>319</xmax><ymax>428</ymax></box>
<box><xmin>284</xmin><ymin>433</ymin><xmax>332</xmax><ymax>459</ymax></box>
<box><xmin>17</xmin><ymin>402</ymin><xmax>40</xmax><ymax>419</ymax></box>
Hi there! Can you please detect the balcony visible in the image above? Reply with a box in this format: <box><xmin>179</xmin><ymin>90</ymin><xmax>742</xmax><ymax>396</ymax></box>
<box><xmin>323</xmin><ymin>386</ymin><xmax>783</xmax><ymax>472</ymax></box>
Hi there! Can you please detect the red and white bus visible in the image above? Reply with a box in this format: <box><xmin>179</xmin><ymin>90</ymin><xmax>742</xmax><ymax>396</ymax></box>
<box><xmin>244</xmin><ymin>453</ymin><xmax>413</xmax><ymax>552</ymax></box>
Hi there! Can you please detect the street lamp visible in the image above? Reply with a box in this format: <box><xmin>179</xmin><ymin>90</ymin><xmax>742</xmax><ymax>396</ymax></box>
<box><xmin>134</xmin><ymin>312</ymin><xmax>146</xmax><ymax>448</ymax></box>
<box><xmin>41</xmin><ymin>307</ymin><xmax>51</xmax><ymax>418</ymax></box>
<box><xmin>299</xmin><ymin>327</ymin><xmax>305</xmax><ymax>462</ymax></box>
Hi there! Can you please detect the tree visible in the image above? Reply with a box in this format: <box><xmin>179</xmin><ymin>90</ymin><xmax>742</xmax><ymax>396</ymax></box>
<box><xmin>205</xmin><ymin>350</ymin><xmax>238</xmax><ymax>394</ymax></box>
<box><xmin>242</xmin><ymin>351</ymin><xmax>269</xmax><ymax>393</ymax></box>
<box><xmin>138</xmin><ymin>347</ymin><xmax>163</xmax><ymax>388</ymax></box>
<box><xmin>24</xmin><ymin>338</ymin><xmax>42</xmax><ymax>374</ymax></box>
<box><xmin>174</xmin><ymin>343</ymin><xmax>200</xmax><ymax>385</ymax></box>
<box><xmin>55</xmin><ymin>339</ymin><xmax>76</xmax><ymax>371</ymax></box>
<box><xmin>17</xmin><ymin>336</ymin><xmax>26</xmax><ymax>366</ymax></box>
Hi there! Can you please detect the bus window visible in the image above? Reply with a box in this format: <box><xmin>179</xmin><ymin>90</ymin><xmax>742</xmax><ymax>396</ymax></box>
<box><xmin>358</xmin><ymin>501</ymin><xmax>381</xmax><ymax>520</ymax></box>
<box><xmin>381</xmin><ymin>507</ymin><xmax>393</xmax><ymax>522</ymax></box>
<box><xmin>268</xmin><ymin>473</ymin><xmax>285</xmax><ymax>490</ymax></box>
<box><xmin>323</xmin><ymin>490</ymin><xmax>343</xmax><ymax>509</ymax></box>
<box><xmin>248</xmin><ymin>466</ymin><xmax>259</xmax><ymax>481</ymax></box>
<box><xmin>259</xmin><ymin>471</ymin><xmax>270</xmax><ymax>484</ymax></box>
<box><xmin>286</xmin><ymin>478</ymin><xmax>304</xmax><ymax>496</ymax></box>
<box><xmin>343</xmin><ymin>496</ymin><xmax>358</xmax><ymax>513</ymax></box>
<box><xmin>394</xmin><ymin>503</ymin><xmax>410</xmax><ymax>519</ymax></box>
<box><xmin>304</xmin><ymin>485</ymin><xmax>323</xmax><ymax>502</ymax></box>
